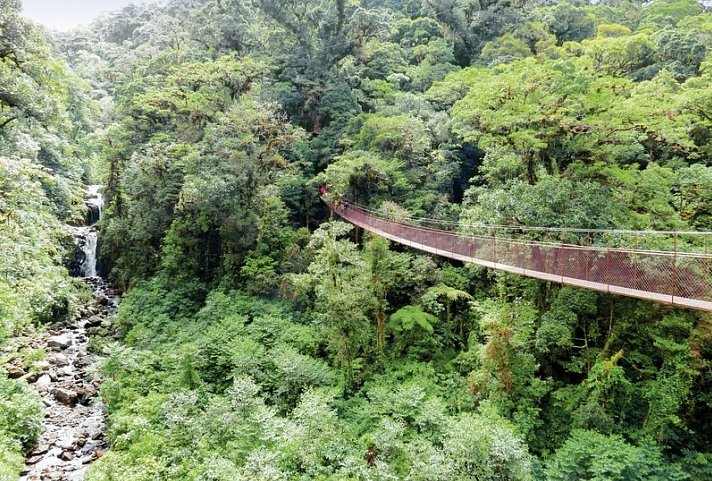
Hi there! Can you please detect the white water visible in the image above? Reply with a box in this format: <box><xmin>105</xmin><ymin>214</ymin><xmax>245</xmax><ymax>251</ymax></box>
<box><xmin>86</xmin><ymin>185</ymin><xmax>104</xmax><ymax>224</ymax></box>
<box><xmin>79</xmin><ymin>185</ymin><xmax>104</xmax><ymax>278</ymax></box>
<box><xmin>81</xmin><ymin>232</ymin><xmax>98</xmax><ymax>278</ymax></box>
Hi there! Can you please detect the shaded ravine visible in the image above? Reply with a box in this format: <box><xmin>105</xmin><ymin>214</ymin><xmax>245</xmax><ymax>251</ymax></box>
<box><xmin>19</xmin><ymin>186</ymin><xmax>117</xmax><ymax>481</ymax></box>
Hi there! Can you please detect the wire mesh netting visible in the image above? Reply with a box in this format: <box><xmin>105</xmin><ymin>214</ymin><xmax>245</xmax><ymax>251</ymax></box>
<box><xmin>331</xmin><ymin>201</ymin><xmax>712</xmax><ymax>311</ymax></box>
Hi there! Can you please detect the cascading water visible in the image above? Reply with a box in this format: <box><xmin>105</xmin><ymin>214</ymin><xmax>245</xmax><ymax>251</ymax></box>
<box><xmin>77</xmin><ymin>185</ymin><xmax>103</xmax><ymax>278</ymax></box>
<box><xmin>19</xmin><ymin>185</ymin><xmax>115</xmax><ymax>481</ymax></box>
<box><xmin>81</xmin><ymin>232</ymin><xmax>98</xmax><ymax>278</ymax></box>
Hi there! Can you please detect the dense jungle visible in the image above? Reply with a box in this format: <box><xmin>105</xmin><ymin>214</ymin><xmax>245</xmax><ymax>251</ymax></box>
<box><xmin>2</xmin><ymin>0</ymin><xmax>712</xmax><ymax>479</ymax></box>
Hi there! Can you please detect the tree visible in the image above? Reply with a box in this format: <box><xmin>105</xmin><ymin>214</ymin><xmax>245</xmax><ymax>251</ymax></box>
<box><xmin>289</xmin><ymin>221</ymin><xmax>374</xmax><ymax>385</ymax></box>
<box><xmin>546</xmin><ymin>429</ymin><xmax>686</xmax><ymax>481</ymax></box>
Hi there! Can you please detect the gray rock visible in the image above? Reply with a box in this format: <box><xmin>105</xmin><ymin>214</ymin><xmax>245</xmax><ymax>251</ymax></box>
<box><xmin>48</xmin><ymin>335</ymin><xmax>72</xmax><ymax>350</ymax></box>
<box><xmin>31</xmin><ymin>444</ymin><xmax>50</xmax><ymax>456</ymax></box>
<box><xmin>74</xmin><ymin>355</ymin><xmax>92</xmax><ymax>368</ymax></box>
<box><xmin>48</xmin><ymin>353</ymin><xmax>69</xmax><ymax>367</ymax></box>
<box><xmin>59</xmin><ymin>450</ymin><xmax>74</xmax><ymax>461</ymax></box>
<box><xmin>51</xmin><ymin>388</ymin><xmax>78</xmax><ymax>406</ymax></box>
<box><xmin>35</xmin><ymin>374</ymin><xmax>52</xmax><ymax>391</ymax></box>
<box><xmin>86</xmin><ymin>315</ymin><xmax>103</xmax><ymax>327</ymax></box>
<box><xmin>77</xmin><ymin>386</ymin><xmax>97</xmax><ymax>405</ymax></box>
<box><xmin>33</xmin><ymin>360</ymin><xmax>51</xmax><ymax>371</ymax></box>
<box><xmin>57</xmin><ymin>366</ymin><xmax>75</xmax><ymax>377</ymax></box>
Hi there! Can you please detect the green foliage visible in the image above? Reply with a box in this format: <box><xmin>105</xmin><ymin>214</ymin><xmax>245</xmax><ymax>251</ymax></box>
<box><xmin>0</xmin><ymin>375</ymin><xmax>43</xmax><ymax>453</ymax></box>
<box><xmin>0</xmin><ymin>157</ymin><xmax>82</xmax><ymax>337</ymax></box>
<box><xmin>441</xmin><ymin>410</ymin><xmax>533</xmax><ymax>481</ymax></box>
<box><xmin>389</xmin><ymin>305</ymin><xmax>438</xmax><ymax>335</ymax></box>
<box><xmin>20</xmin><ymin>0</ymin><xmax>712</xmax><ymax>479</ymax></box>
<box><xmin>546</xmin><ymin>429</ymin><xmax>686</xmax><ymax>481</ymax></box>
<box><xmin>0</xmin><ymin>436</ymin><xmax>24</xmax><ymax>481</ymax></box>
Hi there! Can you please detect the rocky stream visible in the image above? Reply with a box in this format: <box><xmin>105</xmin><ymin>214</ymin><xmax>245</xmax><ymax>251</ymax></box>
<box><xmin>5</xmin><ymin>186</ymin><xmax>117</xmax><ymax>481</ymax></box>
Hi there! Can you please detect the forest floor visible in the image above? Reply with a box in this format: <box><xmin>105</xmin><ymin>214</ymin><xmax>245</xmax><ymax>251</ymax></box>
<box><xmin>7</xmin><ymin>278</ymin><xmax>118</xmax><ymax>481</ymax></box>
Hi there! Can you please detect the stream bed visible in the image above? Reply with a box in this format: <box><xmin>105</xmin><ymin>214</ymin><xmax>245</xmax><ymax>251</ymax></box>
<box><xmin>19</xmin><ymin>279</ymin><xmax>118</xmax><ymax>481</ymax></box>
<box><xmin>15</xmin><ymin>185</ymin><xmax>115</xmax><ymax>481</ymax></box>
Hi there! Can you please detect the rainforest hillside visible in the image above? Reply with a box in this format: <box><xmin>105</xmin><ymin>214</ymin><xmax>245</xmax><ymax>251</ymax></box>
<box><xmin>2</xmin><ymin>0</ymin><xmax>712</xmax><ymax>480</ymax></box>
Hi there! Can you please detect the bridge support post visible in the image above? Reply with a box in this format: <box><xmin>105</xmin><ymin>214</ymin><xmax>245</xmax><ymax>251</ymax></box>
<box><xmin>633</xmin><ymin>233</ymin><xmax>638</xmax><ymax>291</ymax></box>
<box><xmin>673</xmin><ymin>233</ymin><xmax>678</xmax><ymax>302</ymax></box>
<box><xmin>706</xmin><ymin>234</ymin><xmax>710</xmax><ymax>302</ymax></box>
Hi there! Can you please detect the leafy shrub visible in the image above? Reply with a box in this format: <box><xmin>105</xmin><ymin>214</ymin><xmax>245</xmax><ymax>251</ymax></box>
<box><xmin>0</xmin><ymin>437</ymin><xmax>24</xmax><ymax>481</ymax></box>
<box><xmin>546</xmin><ymin>429</ymin><xmax>686</xmax><ymax>481</ymax></box>
<box><xmin>0</xmin><ymin>376</ymin><xmax>43</xmax><ymax>449</ymax></box>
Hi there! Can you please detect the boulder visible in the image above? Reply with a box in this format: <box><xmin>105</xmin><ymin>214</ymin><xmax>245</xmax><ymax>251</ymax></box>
<box><xmin>31</xmin><ymin>444</ymin><xmax>50</xmax><ymax>456</ymax></box>
<box><xmin>6</xmin><ymin>365</ymin><xmax>25</xmax><ymax>379</ymax></box>
<box><xmin>75</xmin><ymin>355</ymin><xmax>93</xmax><ymax>368</ymax></box>
<box><xmin>48</xmin><ymin>335</ymin><xmax>72</xmax><ymax>350</ymax></box>
<box><xmin>59</xmin><ymin>450</ymin><xmax>74</xmax><ymax>461</ymax></box>
<box><xmin>51</xmin><ymin>388</ymin><xmax>78</xmax><ymax>406</ymax></box>
<box><xmin>57</xmin><ymin>366</ymin><xmax>75</xmax><ymax>377</ymax></box>
<box><xmin>77</xmin><ymin>386</ymin><xmax>97</xmax><ymax>405</ymax></box>
<box><xmin>48</xmin><ymin>353</ymin><xmax>69</xmax><ymax>367</ymax></box>
<box><xmin>35</xmin><ymin>374</ymin><xmax>52</xmax><ymax>391</ymax></box>
<box><xmin>33</xmin><ymin>360</ymin><xmax>51</xmax><ymax>371</ymax></box>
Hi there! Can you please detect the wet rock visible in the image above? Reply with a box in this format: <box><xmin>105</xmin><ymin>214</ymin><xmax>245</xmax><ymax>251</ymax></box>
<box><xmin>59</xmin><ymin>451</ymin><xmax>74</xmax><ymax>461</ymax></box>
<box><xmin>86</xmin><ymin>315</ymin><xmax>103</xmax><ymax>327</ymax></box>
<box><xmin>58</xmin><ymin>437</ymin><xmax>76</xmax><ymax>450</ymax></box>
<box><xmin>57</xmin><ymin>366</ymin><xmax>75</xmax><ymax>378</ymax></box>
<box><xmin>77</xmin><ymin>386</ymin><xmax>97</xmax><ymax>406</ymax></box>
<box><xmin>33</xmin><ymin>360</ymin><xmax>51</xmax><ymax>371</ymax></box>
<box><xmin>97</xmin><ymin>296</ymin><xmax>110</xmax><ymax>306</ymax></box>
<box><xmin>51</xmin><ymin>388</ymin><xmax>78</xmax><ymax>406</ymax></box>
<box><xmin>35</xmin><ymin>374</ymin><xmax>52</xmax><ymax>390</ymax></box>
<box><xmin>31</xmin><ymin>445</ymin><xmax>50</xmax><ymax>456</ymax></box>
<box><xmin>26</xmin><ymin>454</ymin><xmax>43</xmax><ymax>465</ymax></box>
<box><xmin>48</xmin><ymin>353</ymin><xmax>70</xmax><ymax>367</ymax></box>
<box><xmin>48</xmin><ymin>335</ymin><xmax>72</xmax><ymax>350</ymax></box>
<box><xmin>6</xmin><ymin>365</ymin><xmax>25</xmax><ymax>379</ymax></box>
<box><xmin>75</xmin><ymin>355</ymin><xmax>92</xmax><ymax>368</ymax></box>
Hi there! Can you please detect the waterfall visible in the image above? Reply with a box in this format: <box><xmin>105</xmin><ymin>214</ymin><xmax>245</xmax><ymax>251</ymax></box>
<box><xmin>77</xmin><ymin>185</ymin><xmax>104</xmax><ymax>278</ymax></box>
<box><xmin>81</xmin><ymin>231</ymin><xmax>99</xmax><ymax>278</ymax></box>
<box><xmin>86</xmin><ymin>185</ymin><xmax>104</xmax><ymax>225</ymax></box>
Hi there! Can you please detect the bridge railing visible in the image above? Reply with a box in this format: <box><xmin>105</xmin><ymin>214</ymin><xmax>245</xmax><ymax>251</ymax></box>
<box><xmin>331</xmin><ymin>201</ymin><xmax>712</xmax><ymax>311</ymax></box>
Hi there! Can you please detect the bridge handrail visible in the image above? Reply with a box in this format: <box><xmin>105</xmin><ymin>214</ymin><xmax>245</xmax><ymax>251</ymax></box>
<box><xmin>344</xmin><ymin>200</ymin><xmax>712</xmax><ymax>237</ymax></box>
<box><xmin>339</xmin><ymin>201</ymin><xmax>712</xmax><ymax>257</ymax></box>
<box><xmin>328</xmin><ymin>199</ymin><xmax>712</xmax><ymax>311</ymax></box>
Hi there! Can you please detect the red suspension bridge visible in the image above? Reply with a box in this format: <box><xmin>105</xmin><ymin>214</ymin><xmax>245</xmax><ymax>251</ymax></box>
<box><xmin>329</xmin><ymin>201</ymin><xmax>712</xmax><ymax>312</ymax></box>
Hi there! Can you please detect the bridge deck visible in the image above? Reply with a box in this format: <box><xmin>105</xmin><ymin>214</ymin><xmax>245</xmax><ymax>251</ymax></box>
<box><xmin>330</xmin><ymin>202</ymin><xmax>712</xmax><ymax>312</ymax></box>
